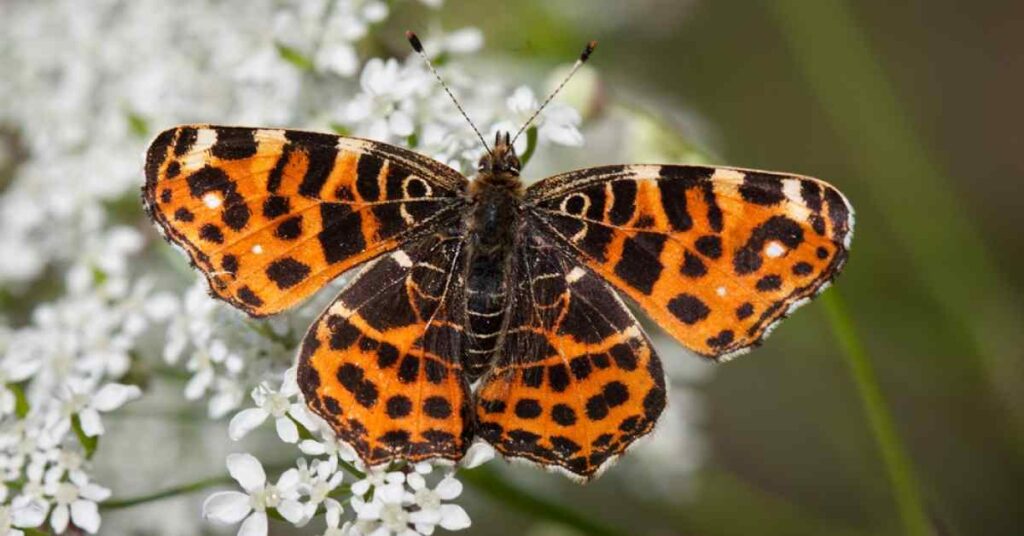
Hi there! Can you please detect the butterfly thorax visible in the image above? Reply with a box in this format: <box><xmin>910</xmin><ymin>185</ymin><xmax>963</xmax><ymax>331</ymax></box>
<box><xmin>461</xmin><ymin>135</ymin><xmax>524</xmax><ymax>379</ymax></box>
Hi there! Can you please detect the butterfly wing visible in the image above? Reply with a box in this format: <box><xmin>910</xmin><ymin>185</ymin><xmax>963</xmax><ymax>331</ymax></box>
<box><xmin>296</xmin><ymin>224</ymin><xmax>474</xmax><ymax>466</ymax></box>
<box><xmin>474</xmin><ymin>231</ymin><xmax>666</xmax><ymax>481</ymax></box>
<box><xmin>143</xmin><ymin>125</ymin><xmax>468</xmax><ymax>316</ymax></box>
<box><xmin>525</xmin><ymin>165</ymin><xmax>853</xmax><ymax>360</ymax></box>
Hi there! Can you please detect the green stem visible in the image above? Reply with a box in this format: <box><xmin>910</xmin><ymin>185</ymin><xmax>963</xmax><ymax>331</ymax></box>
<box><xmin>821</xmin><ymin>291</ymin><xmax>930</xmax><ymax>536</ymax></box>
<box><xmin>102</xmin><ymin>474</ymin><xmax>236</xmax><ymax>510</ymax></box>
<box><xmin>101</xmin><ymin>463</ymin><xmax>302</xmax><ymax>510</ymax></box>
<box><xmin>461</xmin><ymin>466</ymin><xmax>628</xmax><ymax>536</ymax></box>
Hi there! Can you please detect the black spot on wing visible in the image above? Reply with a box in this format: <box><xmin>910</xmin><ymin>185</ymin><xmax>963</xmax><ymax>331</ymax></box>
<box><xmin>695</xmin><ymin>235</ymin><xmax>722</xmax><ymax>259</ymax></box>
<box><xmin>680</xmin><ymin>251</ymin><xmax>707</xmax><ymax>278</ymax></box>
<box><xmin>199</xmin><ymin>224</ymin><xmax>224</xmax><ymax>244</ymax></box>
<box><xmin>356</xmin><ymin>154</ymin><xmax>383</xmax><ymax>201</ymax></box>
<box><xmin>263</xmin><ymin>195</ymin><xmax>291</xmax><ymax>218</ymax></box>
<box><xmin>298</xmin><ymin>144</ymin><xmax>338</xmax><ymax>199</ymax></box>
<box><xmin>739</xmin><ymin>172</ymin><xmax>785</xmax><ymax>205</ymax></box>
<box><xmin>211</xmin><ymin>128</ymin><xmax>258</xmax><ymax>160</ymax></box>
<box><xmin>266</xmin><ymin>146</ymin><xmax>292</xmax><ymax>193</ymax></box>
<box><xmin>608</xmin><ymin>180</ymin><xmax>637</xmax><ymax>225</ymax></box>
<box><xmin>222</xmin><ymin>202</ymin><xmax>250</xmax><ymax>231</ymax></box>
<box><xmin>173</xmin><ymin>127</ymin><xmax>198</xmax><ymax>156</ymax></box>
<box><xmin>613</xmin><ymin>232</ymin><xmax>666</xmax><ymax>295</ymax></box>
<box><xmin>668</xmin><ymin>294</ymin><xmax>710</xmax><ymax>325</ymax></box>
<box><xmin>318</xmin><ymin>204</ymin><xmax>364</xmax><ymax>264</ymax></box>
<box><xmin>266</xmin><ymin>257</ymin><xmax>311</xmax><ymax>289</ymax></box>
<box><xmin>274</xmin><ymin>215</ymin><xmax>303</xmax><ymax>240</ymax></box>
<box><xmin>657</xmin><ymin>176</ymin><xmax>693</xmax><ymax>232</ymax></box>
<box><xmin>337</xmin><ymin>363</ymin><xmax>378</xmax><ymax>408</ymax></box>
<box><xmin>237</xmin><ymin>286</ymin><xmax>263</xmax><ymax>307</ymax></box>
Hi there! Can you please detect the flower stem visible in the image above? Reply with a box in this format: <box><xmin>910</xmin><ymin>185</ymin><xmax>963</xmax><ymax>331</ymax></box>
<box><xmin>461</xmin><ymin>465</ymin><xmax>628</xmax><ymax>536</ymax></box>
<box><xmin>101</xmin><ymin>474</ymin><xmax>235</xmax><ymax>510</ymax></box>
<box><xmin>101</xmin><ymin>463</ymin><xmax>294</xmax><ymax>510</ymax></box>
<box><xmin>821</xmin><ymin>291</ymin><xmax>930</xmax><ymax>536</ymax></box>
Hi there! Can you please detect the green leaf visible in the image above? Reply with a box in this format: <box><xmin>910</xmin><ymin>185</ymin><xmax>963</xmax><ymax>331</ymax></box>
<box><xmin>519</xmin><ymin>126</ymin><xmax>539</xmax><ymax>169</ymax></box>
<box><xmin>329</xmin><ymin>123</ymin><xmax>352</xmax><ymax>136</ymax></box>
<box><xmin>127</xmin><ymin>111</ymin><xmax>149</xmax><ymax>137</ymax></box>
<box><xmin>406</xmin><ymin>131</ymin><xmax>419</xmax><ymax>149</ymax></box>
<box><xmin>8</xmin><ymin>383</ymin><xmax>29</xmax><ymax>419</ymax></box>
<box><xmin>275</xmin><ymin>42</ymin><xmax>314</xmax><ymax>72</ymax></box>
<box><xmin>72</xmin><ymin>413</ymin><xmax>99</xmax><ymax>459</ymax></box>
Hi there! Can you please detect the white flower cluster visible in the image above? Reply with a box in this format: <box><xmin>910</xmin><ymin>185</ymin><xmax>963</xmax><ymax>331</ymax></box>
<box><xmin>0</xmin><ymin>227</ymin><xmax>163</xmax><ymax>533</ymax></box>
<box><xmin>205</xmin><ymin>368</ymin><xmax>491</xmax><ymax>535</ymax></box>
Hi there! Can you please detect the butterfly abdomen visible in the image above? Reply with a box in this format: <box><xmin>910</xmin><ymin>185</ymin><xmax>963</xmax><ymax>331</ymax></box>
<box><xmin>462</xmin><ymin>175</ymin><xmax>522</xmax><ymax>379</ymax></box>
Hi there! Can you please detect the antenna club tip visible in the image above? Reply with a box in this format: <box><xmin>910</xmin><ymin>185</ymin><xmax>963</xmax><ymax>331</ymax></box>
<box><xmin>581</xmin><ymin>40</ymin><xmax>598</xmax><ymax>62</ymax></box>
<box><xmin>406</xmin><ymin>31</ymin><xmax>424</xmax><ymax>53</ymax></box>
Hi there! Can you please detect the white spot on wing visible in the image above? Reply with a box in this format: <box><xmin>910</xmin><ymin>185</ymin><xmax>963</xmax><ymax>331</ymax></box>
<box><xmin>203</xmin><ymin>193</ymin><xmax>222</xmax><ymax>209</ymax></box>
<box><xmin>252</xmin><ymin>244</ymin><xmax>264</xmax><ymax>255</ymax></box>
<box><xmin>710</xmin><ymin>168</ymin><xmax>745</xmax><ymax>182</ymax></box>
<box><xmin>783</xmin><ymin>178</ymin><xmax>803</xmax><ymax>205</ymax></box>
<box><xmin>393</xmin><ymin>250</ymin><xmax>413</xmax><ymax>268</ymax></box>
<box><xmin>195</xmin><ymin>128</ymin><xmax>217</xmax><ymax>150</ymax></box>
<box><xmin>716</xmin><ymin>286</ymin><xmax>727</xmax><ymax>297</ymax></box>
<box><xmin>257</xmin><ymin>129</ymin><xmax>287</xmax><ymax>143</ymax></box>
<box><xmin>765</xmin><ymin>241</ymin><xmax>785</xmax><ymax>258</ymax></box>
<box><xmin>566</xmin><ymin>266</ymin><xmax>586</xmax><ymax>283</ymax></box>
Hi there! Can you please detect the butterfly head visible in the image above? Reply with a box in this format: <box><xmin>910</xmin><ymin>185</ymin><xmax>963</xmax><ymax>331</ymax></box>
<box><xmin>477</xmin><ymin>131</ymin><xmax>521</xmax><ymax>177</ymax></box>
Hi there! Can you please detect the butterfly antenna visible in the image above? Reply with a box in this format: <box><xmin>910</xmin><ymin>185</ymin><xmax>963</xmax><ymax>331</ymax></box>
<box><xmin>406</xmin><ymin>31</ymin><xmax>492</xmax><ymax>156</ymax></box>
<box><xmin>510</xmin><ymin>40</ymin><xmax>597</xmax><ymax>146</ymax></box>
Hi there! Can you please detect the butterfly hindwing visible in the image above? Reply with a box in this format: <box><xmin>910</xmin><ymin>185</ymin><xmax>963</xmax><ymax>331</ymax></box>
<box><xmin>296</xmin><ymin>226</ymin><xmax>474</xmax><ymax>465</ymax></box>
<box><xmin>526</xmin><ymin>164</ymin><xmax>853</xmax><ymax>360</ymax></box>
<box><xmin>475</xmin><ymin>232</ymin><xmax>666</xmax><ymax>480</ymax></box>
<box><xmin>143</xmin><ymin>125</ymin><xmax>468</xmax><ymax>316</ymax></box>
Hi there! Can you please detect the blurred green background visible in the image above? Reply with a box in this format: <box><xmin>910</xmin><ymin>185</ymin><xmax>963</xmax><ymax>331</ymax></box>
<box><xmin>416</xmin><ymin>1</ymin><xmax>1024</xmax><ymax>535</ymax></box>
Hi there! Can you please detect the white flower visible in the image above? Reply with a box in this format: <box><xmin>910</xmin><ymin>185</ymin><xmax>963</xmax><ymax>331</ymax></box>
<box><xmin>229</xmin><ymin>368</ymin><xmax>315</xmax><ymax>443</ymax></box>
<box><xmin>502</xmin><ymin>86</ymin><xmax>583</xmax><ymax>151</ymax></box>
<box><xmin>406</xmin><ymin>473</ymin><xmax>471</xmax><ymax>534</ymax></box>
<box><xmin>347</xmin><ymin>467</ymin><xmax>471</xmax><ymax>536</ymax></box>
<box><xmin>299</xmin><ymin>459</ymin><xmax>345</xmax><ymax>522</ymax></box>
<box><xmin>43</xmin><ymin>470</ymin><xmax>110</xmax><ymax>534</ymax></box>
<box><xmin>53</xmin><ymin>381</ymin><xmax>142</xmax><ymax>438</ymax></box>
<box><xmin>203</xmin><ymin>453</ymin><xmax>306</xmax><ymax>535</ymax></box>
<box><xmin>299</xmin><ymin>429</ymin><xmax>359</xmax><ymax>473</ymax></box>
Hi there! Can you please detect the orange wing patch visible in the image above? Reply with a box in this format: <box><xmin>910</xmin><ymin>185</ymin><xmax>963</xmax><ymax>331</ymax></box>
<box><xmin>475</xmin><ymin>235</ymin><xmax>666</xmax><ymax>480</ymax></box>
<box><xmin>527</xmin><ymin>164</ymin><xmax>853</xmax><ymax>360</ymax></box>
<box><xmin>297</xmin><ymin>229</ymin><xmax>474</xmax><ymax>465</ymax></box>
<box><xmin>142</xmin><ymin>125</ymin><xmax>467</xmax><ymax>316</ymax></box>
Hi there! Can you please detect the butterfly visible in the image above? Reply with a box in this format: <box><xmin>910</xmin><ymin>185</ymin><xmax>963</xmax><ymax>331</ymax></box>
<box><xmin>142</xmin><ymin>34</ymin><xmax>852</xmax><ymax>481</ymax></box>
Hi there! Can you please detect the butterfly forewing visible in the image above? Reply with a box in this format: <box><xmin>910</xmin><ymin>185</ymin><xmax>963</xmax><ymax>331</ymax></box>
<box><xmin>296</xmin><ymin>226</ymin><xmax>475</xmax><ymax>465</ymax></box>
<box><xmin>143</xmin><ymin>125</ymin><xmax>468</xmax><ymax>316</ymax></box>
<box><xmin>526</xmin><ymin>164</ymin><xmax>853</xmax><ymax>360</ymax></box>
<box><xmin>474</xmin><ymin>232</ymin><xmax>666</xmax><ymax>480</ymax></box>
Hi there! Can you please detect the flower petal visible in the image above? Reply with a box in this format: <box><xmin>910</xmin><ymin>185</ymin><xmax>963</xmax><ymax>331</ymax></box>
<box><xmin>226</xmin><ymin>453</ymin><xmax>266</xmax><ymax>492</ymax></box>
<box><xmin>439</xmin><ymin>504</ymin><xmax>471</xmax><ymax>530</ymax></box>
<box><xmin>228</xmin><ymin>408</ymin><xmax>269</xmax><ymax>441</ymax></box>
<box><xmin>50</xmin><ymin>504</ymin><xmax>69</xmax><ymax>534</ymax></box>
<box><xmin>91</xmin><ymin>383</ymin><xmax>142</xmax><ymax>411</ymax></box>
<box><xmin>275</xmin><ymin>416</ymin><xmax>299</xmax><ymax>443</ymax></box>
<box><xmin>277</xmin><ymin>499</ymin><xmax>307</xmax><ymax>525</ymax></box>
<box><xmin>202</xmin><ymin>491</ymin><xmax>252</xmax><ymax>524</ymax></box>
<box><xmin>238</xmin><ymin>511</ymin><xmax>268</xmax><ymax>536</ymax></box>
<box><xmin>435</xmin><ymin>476</ymin><xmax>463</xmax><ymax>501</ymax></box>
<box><xmin>78</xmin><ymin>408</ymin><xmax>104</xmax><ymax>437</ymax></box>
<box><xmin>70</xmin><ymin>500</ymin><xmax>101</xmax><ymax>533</ymax></box>
<box><xmin>460</xmin><ymin>442</ymin><xmax>495</xmax><ymax>469</ymax></box>
<box><xmin>298</xmin><ymin>439</ymin><xmax>326</xmax><ymax>456</ymax></box>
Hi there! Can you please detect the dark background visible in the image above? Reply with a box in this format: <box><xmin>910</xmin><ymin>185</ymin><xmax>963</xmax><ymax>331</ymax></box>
<box><xmin>421</xmin><ymin>1</ymin><xmax>1024</xmax><ymax>534</ymax></box>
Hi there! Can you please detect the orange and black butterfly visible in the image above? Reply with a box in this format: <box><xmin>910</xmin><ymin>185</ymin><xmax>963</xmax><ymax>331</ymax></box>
<box><xmin>142</xmin><ymin>35</ymin><xmax>852</xmax><ymax>481</ymax></box>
